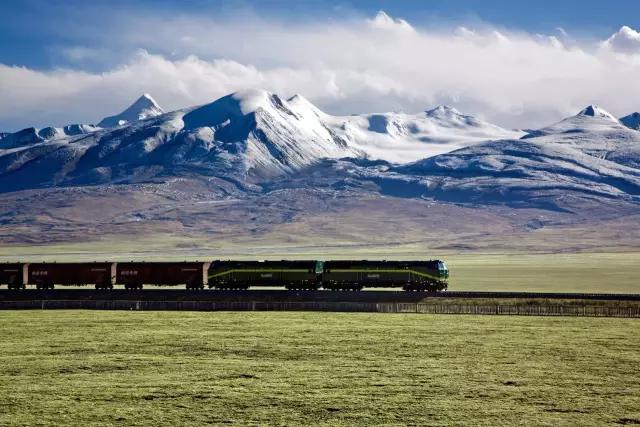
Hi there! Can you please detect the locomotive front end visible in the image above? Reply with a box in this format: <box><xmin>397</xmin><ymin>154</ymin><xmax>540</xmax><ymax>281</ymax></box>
<box><xmin>437</xmin><ymin>261</ymin><xmax>449</xmax><ymax>280</ymax></box>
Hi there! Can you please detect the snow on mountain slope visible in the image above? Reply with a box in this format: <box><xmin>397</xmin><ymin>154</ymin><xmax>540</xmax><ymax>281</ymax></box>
<box><xmin>389</xmin><ymin>137</ymin><xmax>640</xmax><ymax>208</ymax></box>
<box><xmin>522</xmin><ymin>105</ymin><xmax>640</xmax><ymax>169</ymax></box>
<box><xmin>522</xmin><ymin>105</ymin><xmax>625</xmax><ymax>140</ymax></box>
<box><xmin>0</xmin><ymin>124</ymin><xmax>100</xmax><ymax>150</ymax></box>
<box><xmin>353</xmin><ymin>104</ymin><xmax>640</xmax><ymax>209</ymax></box>
<box><xmin>322</xmin><ymin>105</ymin><xmax>523</xmax><ymax>163</ymax></box>
<box><xmin>620</xmin><ymin>112</ymin><xmax>640</xmax><ymax>130</ymax></box>
<box><xmin>97</xmin><ymin>94</ymin><xmax>165</xmax><ymax>128</ymax></box>
<box><xmin>180</xmin><ymin>89</ymin><xmax>359</xmax><ymax>176</ymax></box>
<box><xmin>0</xmin><ymin>90</ymin><xmax>362</xmax><ymax>191</ymax></box>
<box><xmin>0</xmin><ymin>90</ymin><xmax>521</xmax><ymax>188</ymax></box>
<box><xmin>1</xmin><ymin>91</ymin><xmax>639</xmax><ymax>213</ymax></box>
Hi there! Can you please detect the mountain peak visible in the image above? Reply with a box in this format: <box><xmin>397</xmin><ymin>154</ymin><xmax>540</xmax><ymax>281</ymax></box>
<box><xmin>97</xmin><ymin>93</ymin><xmax>164</xmax><ymax>128</ymax></box>
<box><xmin>620</xmin><ymin>112</ymin><xmax>640</xmax><ymax>130</ymax></box>
<box><xmin>231</xmin><ymin>89</ymin><xmax>280</xmax><ymax>115</ymax></box>
<box><xmin>133</xmin><ymin>93</ymin><xmax>159</xmax><ymax>108</ymax></box>
<box><xmin>577</xmin><ymin>105</ymin><xmax>618</xmax><ymax>121</ymax></box>
<box><xmin>183</xmin><ymin>89</ymin><xmax>289</xmax><ymax>130</ymax></box>
<box><xmin>425</xmin><ymin>105</ymin><xmax>463</xmax><ymax>117</ymax></box>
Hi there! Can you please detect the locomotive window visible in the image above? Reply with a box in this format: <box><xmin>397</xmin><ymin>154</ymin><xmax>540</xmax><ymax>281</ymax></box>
<box><xmin>438</xmin><ymin>262</ymin><xmax>448</xmax><ymax>270</ymax></box>
<box><xmin>315</xmin><ymin>261</ymin><xmax>325</xmax><ymax>274</ymax></box>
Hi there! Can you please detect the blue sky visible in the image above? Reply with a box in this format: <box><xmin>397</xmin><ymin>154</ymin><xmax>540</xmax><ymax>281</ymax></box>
<box><xmin>2</xmin><ymin>0</ymin><xmax>640</xmax><ymax>130</ymax></box>
<box><xmin>2</xmin><ymin>0</ymin><xmax>638</xmax><ymax>69</ymax></box>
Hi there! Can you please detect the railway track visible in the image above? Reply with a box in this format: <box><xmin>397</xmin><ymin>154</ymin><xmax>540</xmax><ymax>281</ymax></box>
<box><xmin>1</xmin><ymin>289</ymin><xmax>639</xmax><ymax>302</ymax></box>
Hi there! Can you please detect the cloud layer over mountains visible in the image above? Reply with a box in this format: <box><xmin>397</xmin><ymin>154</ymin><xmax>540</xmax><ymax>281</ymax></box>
<box><xmin>2</xmin><ymin>11</ymin><xmax>640</xmax><ymax>131</ymax></box>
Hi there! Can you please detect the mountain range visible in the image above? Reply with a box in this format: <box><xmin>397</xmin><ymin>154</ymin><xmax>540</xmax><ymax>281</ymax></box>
<box><xmin>1</xmin><ymin>90</ymin><xmax>639</xmax><ymax>252</ymax></box>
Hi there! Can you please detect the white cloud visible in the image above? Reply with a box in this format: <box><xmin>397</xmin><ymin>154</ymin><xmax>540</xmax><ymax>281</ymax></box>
<box><xmin>1</xmin><ymin>13</ymin><xmax>640</xmax><ymax>131</ymax></box>
<box><xmin>603</xmin><ymin>25</ymin><xmax>640</xmax><ymax>53</ymax></box>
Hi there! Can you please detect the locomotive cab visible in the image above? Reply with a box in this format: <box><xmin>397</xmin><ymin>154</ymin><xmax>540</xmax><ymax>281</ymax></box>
<box><xmin>437</xmin><ymin>261</ymin><xmax>449</xmax><ymax>279</ymax></box>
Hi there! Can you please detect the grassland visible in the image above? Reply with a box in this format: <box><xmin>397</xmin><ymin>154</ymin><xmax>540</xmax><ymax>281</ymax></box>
<box><xmin>0</xmin><ymin>311</ymin><xmax>638</xmax><ymax>426</ymax></box>
<box><xmin>445</xmin><ymin>252</ymin><xmax>640</xmax><ymax>293</ymax></box>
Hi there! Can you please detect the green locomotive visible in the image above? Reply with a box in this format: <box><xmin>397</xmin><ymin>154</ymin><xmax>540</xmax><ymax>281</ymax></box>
<box><xmin>321</xmin><ymin>260</ymin><xmax>448</xmax><ymax>291</ymax></box>
<box><xmin>208</xmin><ymin>260</ymin><xmax>448</xmax><ymax>291</ymax></box>
<box><xmin>208</xmin><ymin>260</ymin><xmax>322</xmax><ymax>290</ymax></box>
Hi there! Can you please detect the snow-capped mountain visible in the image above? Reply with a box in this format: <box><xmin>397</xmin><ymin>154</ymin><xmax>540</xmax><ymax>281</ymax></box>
<box><xmin>364</xmin><ymin>104</ymin><xmax>640</xmax><ymax>209</ymax></box>
<box><xmin>325</xmin><ymin>104</ymin><xmax>522</xmax><ymax>163</ymax></box>
<box><xmin>390</xmin><ymin>137</ymin><xmax>640</xmax><ymax>208</ymax></box>
<box><xmin>521</xmin><ymin>105</ymin><xmax>640</xmax><ymax>169</ymax></box>
<box><xmin>620</xmin><ymin>112</ymin><xmax>640</xmax><ymax>130</ymax></box>
<box><xmin>0</xmin><ymin>89</ymin><xmax>521</xmax><ymax>191</ymax></box>
<box><xmin>2</xmin><ymin>91</ymin><xmax>640</xmax><ymax>250</ymax></box>
<box><xmin>179</xmin><ymin>89</ymin><xmax>359</xmax><ymax>176</ymax></box>
<box><xmin>0</xmin><ymin>124</ymin><xmax>100</xmax><ymax>149</ymax></box>
<box><xmin>1</xmin><ymin>91</ymin><xmax>640</xmax><ymax>215</ymax></box>
<box><xmin>97</xmin><ymin>93</ymin><xmax>164</xmax><ymax>128</ymax></box>
<box><xmin>0</xmin><ymin>90</ymin><xmax>356</xmax><ymax>190</ymax></box>
<box><xmin>523</xmin><ymin>105</ymin><xmax>621</xmax><ymax>140</ymax></box>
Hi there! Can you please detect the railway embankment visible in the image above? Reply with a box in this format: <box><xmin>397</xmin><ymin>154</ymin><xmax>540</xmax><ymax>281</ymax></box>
<box><xmin>1</xmin><ymin>290</ymin><xmax>639</xmax><ymax>317</ymax></box>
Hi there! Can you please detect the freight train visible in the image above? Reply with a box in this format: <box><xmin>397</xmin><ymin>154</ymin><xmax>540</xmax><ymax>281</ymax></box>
<box><xmin>0</xmin><ymin>260</ymin><xmax>449</xmax><ymax>291</ymax></box>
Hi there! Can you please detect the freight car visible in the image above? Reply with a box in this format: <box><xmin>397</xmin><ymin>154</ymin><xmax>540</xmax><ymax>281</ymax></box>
<box><xmin>322</xmin><ymin>260</ymin><xmax>448</xmax><ymax>291</ymax></box>
<box><xmin>208</xmin><ymin>260</ymin><xmax>321</xmax><ymax>290</ymax></box>
<box><xmin>27</xmin><ymin>262</ymin><xmax>115</xmax><ymax>290</ymax></box>
<box><xmin>116</xmin><ymin>262</ymin><xmax>210</xmax><ymax>290</ymax></box>
<box><xmin>0</xmin><ymin>263</ymin><xmax>27</xmax><ymax>290</ymax></box>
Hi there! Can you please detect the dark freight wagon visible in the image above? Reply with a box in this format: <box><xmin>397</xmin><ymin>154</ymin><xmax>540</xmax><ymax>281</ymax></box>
<box><xmin>0</xmin><ymin>263</ymin><xmax>28</xmax><ymax>289</ymax></box>
<box><xmin>322</xmin><ymin>260</ymin><xmax>448</xmax><ymax>291</ymax></box>
<box><xmin>28</xmin><ymin>263</ymin><xmax>115</xmax><ymax>290</ymax></box>
<box><xmin>116</xmin><ymin>262</ymin><xmax>210</xmax><ymax>289</ymax></box>
<box><xmin>208</xmin><ymin>260</ymin><xmax>322</xmax><ymax>290</ymax></box>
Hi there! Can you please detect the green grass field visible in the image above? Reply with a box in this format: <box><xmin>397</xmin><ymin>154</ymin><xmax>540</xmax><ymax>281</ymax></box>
<box><xmin>446</xmin><ymin>252</ymin><xmax>640</xmax><ymax>293</ymax></box>
<box><xmin>1</xmin><ymin>311</ymin><xmax>638</xmax><ymax>426</ymax></box>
